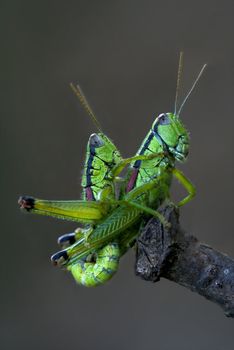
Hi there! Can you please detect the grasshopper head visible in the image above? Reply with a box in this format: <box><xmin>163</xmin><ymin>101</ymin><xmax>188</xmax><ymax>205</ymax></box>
<box><xmin>89</xmin><ymin>133</ymin><xmax>121</xmax><ymax>164</ymax></box>
<box><xmin>152</xmin><ymin>112</ymin><xmax>189</xmax><ymax>162</ymax></box>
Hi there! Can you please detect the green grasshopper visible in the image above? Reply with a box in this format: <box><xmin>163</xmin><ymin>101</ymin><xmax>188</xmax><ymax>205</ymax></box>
<box><xmin>18</xmin><ymin>84</ymin><xmax>165</xmax><ymax>285</ymax></box>
<box><xmin>19</xmin><ymin>54</ymin><xmax>206</xmax><ymax>287</ymax></box>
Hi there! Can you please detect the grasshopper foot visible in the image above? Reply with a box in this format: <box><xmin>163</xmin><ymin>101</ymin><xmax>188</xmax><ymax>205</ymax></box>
<box><xmin>18</xmin><ymin>196</ymin><xmax>35</xmax><ymax>211</ymax></box>
<box><xmin>51</xmin><ymin>250</ymin><xmax>69</xmax><ymax>267</ymax></box>
<box><xmin>57</xmin><ymin>233</ymin><xmax>76</xmax><ymax>248</ymax></box>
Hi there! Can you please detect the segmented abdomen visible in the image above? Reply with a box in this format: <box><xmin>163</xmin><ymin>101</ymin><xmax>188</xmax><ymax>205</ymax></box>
<box><xmin>68</xmin><ymin>243</ymin><xmax>120</xmax><ymax>287</ymax></box>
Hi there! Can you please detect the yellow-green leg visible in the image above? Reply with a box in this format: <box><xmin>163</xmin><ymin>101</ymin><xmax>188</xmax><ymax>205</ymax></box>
<box><xmin>172</xmin><ymin>168</ymin><xmax>196</xmax><ymax>206</ymax></box>
<box><xmin>121</xmin><ymin>199</ymin><xmax>170</xmax><ymax>228</ymax></box>
<box><xmin>119</xmin><ymin>177</ymin><xmax>170</xmax><ymax>227</ymax></box>
<box><xmin>18</xmin><ymin>196</ymin><xmax>110</xmax><ymax>224</ymax></box>
<box><xmin>111</xmin><ymin>152</ymin><xmax>165</xmax><ymax>178</ymax></box>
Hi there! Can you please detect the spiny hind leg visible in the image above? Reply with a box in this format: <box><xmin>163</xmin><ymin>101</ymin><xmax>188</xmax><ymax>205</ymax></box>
<box><xmin>56</xmin><ymin>186</ymin><xmax>117</xmax><ymax>249</ymax></box>
<box><xmin>18</xmin><ymin>196</ymin><xmax>107</xmax><ymax>223</ymax></box>
<box><xmin>67</xmin><ymin>242</ymin><xmax>120</xmax><ymax>287</ymax></box>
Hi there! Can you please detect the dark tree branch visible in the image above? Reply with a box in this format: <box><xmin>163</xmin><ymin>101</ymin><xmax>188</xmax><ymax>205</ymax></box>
<box><xmin>135</xmin><ymin>205</ymin><xmax>234</xmax><ymax>317</ymax></box>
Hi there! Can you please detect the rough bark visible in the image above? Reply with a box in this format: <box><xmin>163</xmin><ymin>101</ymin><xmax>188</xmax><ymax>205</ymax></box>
<box><xmin>135</xmin><ymin>205</ymin><xmax>234</xmax><ymax>317</ymax></box>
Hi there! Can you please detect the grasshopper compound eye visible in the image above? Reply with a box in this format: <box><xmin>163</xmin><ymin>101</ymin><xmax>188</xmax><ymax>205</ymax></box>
<box><xmin>158</xmin><ymin>113</ymin><xmax>171</xmax><ymax>125</ymax></box>
<box><xmin>89</xmin><ymin>133</ymin><xmax>104</xmax><ymax>148</ymax></box>
<box><xmin>152</xmin><ymin>113</ymin><xmax>171</xmax><ymax>132</ymax></box>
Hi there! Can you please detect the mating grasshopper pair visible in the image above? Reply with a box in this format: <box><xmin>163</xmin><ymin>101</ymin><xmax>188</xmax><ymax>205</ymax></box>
<box><xmin>18</xmin><ymin>54</ymin><xmax>205</xmax><ymax>287</ymax></box>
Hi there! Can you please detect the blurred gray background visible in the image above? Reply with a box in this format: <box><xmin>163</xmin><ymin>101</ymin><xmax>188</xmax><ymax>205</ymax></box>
<box><xmin>1</xmin><ymin>1</ymin><xmax>234</xmax><ymax>349</ymax></box>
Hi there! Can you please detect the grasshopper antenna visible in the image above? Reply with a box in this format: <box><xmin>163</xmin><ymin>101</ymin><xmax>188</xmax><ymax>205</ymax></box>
<box><xmin>174</xmin><ymin>51</ymin><xmax>184</xmax><ymax>115</ymax></box>
<box><xmin>177</xmin><ymin>63</ymin><xmax>207</xmax><ymax>116</ymax></box>
<box><xmin>70</xmin><ymin>82</ymin><xmax>102</xmax><ymax>133</ymax></box>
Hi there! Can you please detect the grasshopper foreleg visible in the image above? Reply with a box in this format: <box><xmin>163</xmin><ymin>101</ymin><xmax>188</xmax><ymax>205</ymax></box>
<box><xmin>172</xmin><ymin>168</ymin><xmax>196</xmax><ymax>206</ymax></box>
<box><xmin>111</xmin><ymin>152</ymin><xmax>166</xmax><ymax>178</ymax></box>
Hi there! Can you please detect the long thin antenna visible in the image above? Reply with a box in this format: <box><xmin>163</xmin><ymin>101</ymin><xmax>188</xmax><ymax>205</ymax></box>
<box><xmin>177</xmin><ymin>64</ymin><xmax>207</xmax><ymax>116</ymax></box>
<box><xmin>70</xmin><ymin>82</ymin><xmax>102</xmax><ymax>132</ymax></box>
<box><xmin>174</xmin><ymin>51</ymin><xmax>184</xmax><ymax>115</ymax></box>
